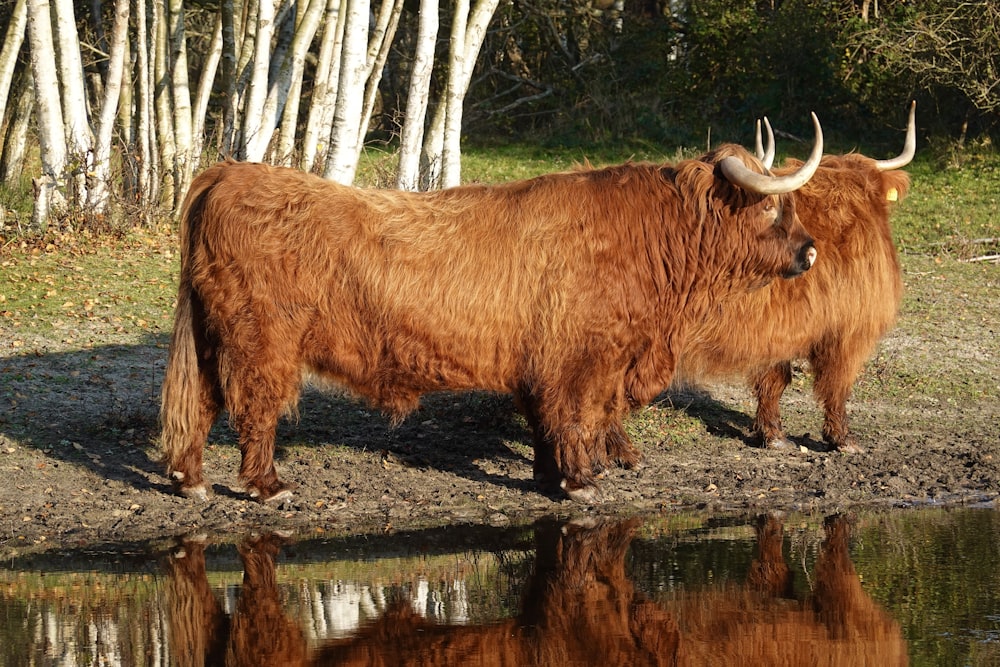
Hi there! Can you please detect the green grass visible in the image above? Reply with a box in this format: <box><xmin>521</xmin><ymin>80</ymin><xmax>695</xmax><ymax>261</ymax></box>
<box><xmin>892</xmin><ymin>155</ymin><xmax>1000</xmax><ymax>257</ymax></box>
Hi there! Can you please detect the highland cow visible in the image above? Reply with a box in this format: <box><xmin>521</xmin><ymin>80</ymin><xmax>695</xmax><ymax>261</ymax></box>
<box><xmin>673</xmin><ymin>103</ymin><xmax>915</xmax><ymax>452</ymax></box>
<box><xmin>160</xmin><ymin>116</ymin><xmax>823</xmax><ymax>503</ymax></box>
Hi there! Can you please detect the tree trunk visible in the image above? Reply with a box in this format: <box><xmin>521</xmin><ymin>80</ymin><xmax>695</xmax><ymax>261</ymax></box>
<box><xmin>168</xmin><ymin>0</ymin><xmax>195</xmax><ymax>206</ymax></box>
<box><xmin>192</xmin><ymin>11</ymin><xmax>223</xmax><ymax>164</ymax></box>
<box><xmin>423</xmin><ymin>0</ymin><xmax>499</xmax><ymax>189</ymax></box>
<box><xmin>220</xmin><ymin>0</ymin><xmax>240</xmax><ymax>157</ymax></box>
<box><xmin>52</xmin><ymin>0</ymin><xmax>93</xmax><ymax>206</ymax></box>
<box><xmin>154</xmin><ymin>0</ymin><xmax>177</xmax><ymax>207</ymax></box>
<box><xmin>0</xmin><ymin>70</ymin><xmax>33</xmax><ymax>183</ymax></box>
<box><xmin>133</xmin><ymin>0</ymin><xmax>159</xmax><ymax>220</ymax></box>
<box><xmin>300</xmin><ymin>0</ymin><xmax>343</xmax><ymax>173</ymax></box>
<box><xmin>269</xmin><ymin>0</ymin><xmax>325</xmax><ymax>164</ymax></box>
<box><xmin>395</xmin><ymin>0</ymin><xmax>438</xmax><ymax>191</ymax></box>
<box><xmin>0</xmin><ymin>0</ymin><xmax>28</xmax><ymax>123</ymax></box>
<box><xmin>323</xmin><ymin>0</ymin><xmax>370</xmax><ymax>184</ymax></box>
<box><xmin>89</xmin><ymin>0</ymin><xmax>130</xmax><ymax>212</ymax></box>
<box><xmin>25</xmin><ymin>0</ymin><xmax>67</xmax><ymax>226</ymax></box>
<box><xmin>441</xmin><ymin>0</ymin><xmax>499</xmax><ymax>187</ymax></box>
<box><xmin>241</xmin><ymin>0</ymin><xmax>275</xmax><ymax>160</ymax></box>
<box><xmin>358</xmin><ymin>0</ymin><xmax>404</xmax><ymax>159</ymax></box>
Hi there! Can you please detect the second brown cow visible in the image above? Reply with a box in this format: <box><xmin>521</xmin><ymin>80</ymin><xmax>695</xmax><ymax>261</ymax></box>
<box><xmin>667</xmin><ymin>104</ymin><xmax>915</xmax><ymax>453</ymax></box>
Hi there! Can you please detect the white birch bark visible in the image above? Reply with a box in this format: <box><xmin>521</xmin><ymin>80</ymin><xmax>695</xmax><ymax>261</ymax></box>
<box><xmin>192</xmin><ymin>13</ymin><xmax>223</xmax><ymax>163</ymax></box>
<box><xmin>89</xmin><ymin>0</ymin><xmax>130</xmax><ymax>212</ymax></box>
<box><xmin>242</xmin><ymin>0</ymin><xmax>276</xmax><ymax>160</ymax></box>
<box><xmin>134</xmin><ymin>0</ymin><xmax>158</xmax><ymax>214</ymax></box>
<box><xmin>323</xmin><ymin>0</ymin><xmax>370</xmax><ymax>184</ymax></box>
<box><xmin>52</xmin><ymin>0</ymin><xmax>93</xmax><ymax>204</ymax></box>
<box><xmin>220</xmin><ymin>0</ymin><xmax>240</xmax><ymax>156</ymax></box>
<box><xmin>25</xmin><ymin>0</ymin><xmax>67</xmax><ymax>224</ymax></box>
<box><xmin>268</xmin><ymin>0</ymin><xmax>325</xmax><ymax>164</ymax></box>
<box><xmin>423</xmin><ymin>0</ymin><xmax>499</xmax><ymax>188</ymax></box>
<box><xmin>1</xmin><ymin>71</ymin><xmax>33</xmax><ymax>182</ymax></box>
<box><xmin>441</xmin><ymin>0</ymin><xmax>498</xmax><ymax>186</ymax></box>
<box><xmin>358</xmin><ymin>0</ymin><xmax>404</xmax><ymax>158</ymax></box>
<box><xmin>300</xmin><ymin>0</ymin><xmax>343</xmax><ymax>173</ymax></box>
<box><xmin>154</xmin><ymin>0</ymin><xmax>177</xmax><ymax>206</ymax></box>
<box><xmin>168</xmin><ymin>0</ymin><xmax>195</xmax><ymax>205</ymax></box>
<box><xmin>395</xmin><ymin>0</ymin><xmax>438</xmax><ymax>191</ymax></box>
<box><xmin>0</xmin><ymin>0</ymin><xmax>28</xmax><ymax>122</ymax></box>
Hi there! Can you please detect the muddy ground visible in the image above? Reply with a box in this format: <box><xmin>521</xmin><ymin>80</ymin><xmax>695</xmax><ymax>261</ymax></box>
<box><xmin>0</xmin><ymin>250</ymin><xmax>998</xmax><ymax>558</ymax></box>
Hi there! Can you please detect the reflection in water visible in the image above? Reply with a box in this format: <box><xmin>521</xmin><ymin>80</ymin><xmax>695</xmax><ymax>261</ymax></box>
<box><xmin>665</xmin><ymin>514</ymin><xmax>908</xmax><ymax>665</ymax></box>
<box><xmin>161</xmin><ymin>515</ymin><xmax>905</xmax><ymax>666</ymax></box>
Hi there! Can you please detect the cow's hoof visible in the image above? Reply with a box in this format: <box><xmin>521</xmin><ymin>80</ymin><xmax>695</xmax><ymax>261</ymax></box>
<box><xmin>179</xmin><ymin>484</ymin><xmax>210</xmax><ymax>502</ymax></box>
<box><xmin>619</xmin><ymin>453</ymin><xmax>645</xmax><ymax>470</ymax></box>
<box><xmin>764</xmin><ymin>436</ymin><xmax>795</xmax><ymax>450</ymax></box>
<box><xmin>248</xmin><ymin>482</ymin><xmax>296</xmax><ymax>504</ymax></box>
<box><xmin>561</xmin><ymin>479</ymin><xmax>604</xmax><ymax>504</ymax></box>
<box><xmin>835</xmin><ymin>441</ymin><xmax>866</xmax><ymax>454</ymax></box>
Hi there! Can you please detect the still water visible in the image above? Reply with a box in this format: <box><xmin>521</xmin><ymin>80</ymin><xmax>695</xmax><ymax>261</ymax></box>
<box><xmin>2</xmin><ymin>506</ymin><xmax>999</xmax><ymax>666</ymax></box>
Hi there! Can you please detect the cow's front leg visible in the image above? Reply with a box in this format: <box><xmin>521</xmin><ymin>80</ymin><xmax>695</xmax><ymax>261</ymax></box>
<box><xmin>521</xmin><ymin>393</ymin><xmax>604</xmax><ymax>501</ymax></box>
<box><xmin>750</xmin><ymin>362</ymin><xmax>794</xmax><ymax>449</ymax></box>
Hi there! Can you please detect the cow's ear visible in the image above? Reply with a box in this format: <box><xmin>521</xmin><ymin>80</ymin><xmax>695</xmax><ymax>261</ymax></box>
<box><xmin>883</xmin><ymin>171</ymin><xmax>911</xmax><ymax>202</ymax></box>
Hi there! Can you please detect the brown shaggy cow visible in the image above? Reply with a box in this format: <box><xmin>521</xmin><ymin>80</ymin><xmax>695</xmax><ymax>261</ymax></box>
<box><xmin>669</xmin><ymin>103</ymin><xmax>915</xmax><ymax>452</ymax></box>
<box><xmin>160</xmin><ymin>119</ymin><xmax>823</xmax><ymax>503</ymax></box>
<box><xmin>163</xmin><ymin>515</ymin><xmax>906</xmax><ymax>666</ymax></box>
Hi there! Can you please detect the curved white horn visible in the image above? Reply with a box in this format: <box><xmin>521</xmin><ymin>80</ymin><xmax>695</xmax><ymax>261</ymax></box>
<box><xmin>754</xmin><ymin>117</ymin><xmax>775</xmax><ymax>169</ymax></box>
<box><xmin>721</xmin><ymin>112</ymin><xmax>823</xmax><ymax>195</ymax></box>
<box><xmin>875</xmin><ymin>101</ymin><xmax>916</xmax><ymax>171</ymax></box>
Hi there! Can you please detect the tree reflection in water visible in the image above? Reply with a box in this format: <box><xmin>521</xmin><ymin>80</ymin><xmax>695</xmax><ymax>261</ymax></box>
<box><xmin>165</xmin><ymin>514</ymin><xmax>907</xmax><ymax>666</ymax></box>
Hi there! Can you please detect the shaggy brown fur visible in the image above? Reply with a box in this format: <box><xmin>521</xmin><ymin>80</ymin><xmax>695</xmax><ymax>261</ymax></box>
<box><xmin>163</xmin><ymin>516</ymin><xmax>905</xmax><ymax>666</ymax></box>
<box><xmin>160</xmin><ymin>148</ymin><xmax>815</xmax><ymax>502</ymax></box>
<box><xmin>671</xmin><ymin>153</ymin><xmax>910</xmax><ymax>452</ymax></box>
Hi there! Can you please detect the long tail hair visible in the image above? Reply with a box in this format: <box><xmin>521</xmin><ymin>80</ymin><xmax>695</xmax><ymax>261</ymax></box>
<box><xmin>159</xmin><ymin>165</ymin><xmax>223</xmax><ymax>473</ymax></box>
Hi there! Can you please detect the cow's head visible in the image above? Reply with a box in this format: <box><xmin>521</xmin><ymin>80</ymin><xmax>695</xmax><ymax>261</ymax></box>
<box><xmin>702</xmin><ymin>113</ymin><xmax>823</xmax><ymax>280</ymax></box>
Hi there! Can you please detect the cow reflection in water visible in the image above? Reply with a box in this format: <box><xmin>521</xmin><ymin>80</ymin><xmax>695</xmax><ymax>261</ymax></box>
<box><xmin>165</xmin><ymin>515</ymin><xmax>906</xmax><ymax>666</ymax></box>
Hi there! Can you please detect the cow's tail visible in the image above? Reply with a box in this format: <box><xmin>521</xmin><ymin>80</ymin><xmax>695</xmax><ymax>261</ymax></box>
<box><xmin>159</xmin><ymin>166</ymin><xmax>223</xmax><ymax>490</ymax></box>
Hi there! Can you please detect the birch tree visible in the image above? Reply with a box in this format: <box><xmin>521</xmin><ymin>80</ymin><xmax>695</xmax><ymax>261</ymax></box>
<box><xmin>52</xmin><ymin>0</ymin><xmax>93</xmax><ymax>203</ymax></box>
<box><xmin>191</xmin><ymin>13</ymin><xmax>223</xmax><ymax>164</ymax></box>
<box><xmin>422</xmin><ymin>0</ymin><xmax>500</xmax><ymax>188</ymax></box>
<box><xmin>167</xmin><ymin>0</ymin><xmax>195</xmax><ymax>205</ymax></box>
<box><xmin>132</xmin><ymin>0</ymin><xmax>159</xmax><ymax>214</ymax></box>
<box><xmin>323</xmin><ymin>0</ymin><xmax>371</xmax><ymax>183</ymax></box>
<box><xmin>268</xmin><ymin>0</ymin><xmax>325</xmax><ymax>164</ymax></box>
<box><xmin>88</xmin><ymin>0</ymin><xmax>130</xmax><ymax>212</ymax></box>
<box><xmin>395</xmin><ymin>0</ymin><xmax>438</xmax><ymax>191</ymax></box>
<box><xmin>25</xmin><ymin>0</ymin><xmax>66</xmax><ymax>225</ymax></box>
<box><xmin>241</xmin><ymin>0</ymin><xmax>275</xmax><ymax>160</ymax></box>
<box><xmin>0</xmin><ymin>0</ymin><xmax>27</xmax><ymax>123</ymax></box>
<box><xmin>0</xmin><ymin>71</ymin><xmax>33</xmax><ymax>182</ymax></box>
<box><xmin>300</xmin><ymin>0</ymin><xmax>344</xmax><ymax>172</ymax></box>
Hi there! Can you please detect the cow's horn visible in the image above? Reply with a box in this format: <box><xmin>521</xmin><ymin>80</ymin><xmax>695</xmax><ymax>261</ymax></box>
<box><xmin>754</xmin><ymin>116</ymin><xmax>775</xmax><ymax>169</ymax></box>
<box><xmin>722</xmin><ymin>112</ymin><xmax>823</xmax><ymax>195</ymax></box>
<box><xmin>874</xmin><ymin>101</ymin><xmax>916</xmax><ymax>171</ymax></box>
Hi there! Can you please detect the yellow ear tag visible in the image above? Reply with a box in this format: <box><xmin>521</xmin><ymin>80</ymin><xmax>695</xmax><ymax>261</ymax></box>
<box><xmin>886</xmin><ymin>187</ymin><xmax>898</xmax><ymax>201</ymax></box>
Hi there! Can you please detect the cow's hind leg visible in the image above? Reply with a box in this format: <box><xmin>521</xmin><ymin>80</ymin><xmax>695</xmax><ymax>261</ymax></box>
<box><xmin>514</xmin><ymin>388</ymin><xmax>561</xmax><ymax>492</ymax></box>
<box><xmin>223</xmin><ymin>350</ymin><xmax>301</xmax><ymax>502</ymax></box>
<box><xmin>166</xmin><ymin>367</ymin><xmax>222</xmax><ymax>501</ymax></box>
<box><xmin>750</xmin><ymin>362</ymin><xmax>795</xmax><ymax>450</ymax></box>
<box><xmin>811</xmin><ymin>339</ymin><xmax>867</xmax><ymax>453</ymax></box>
<box><xmin>161</xmin><ymin>290</ymin><xmax>223</xmax><ymax>501</ymax></box>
